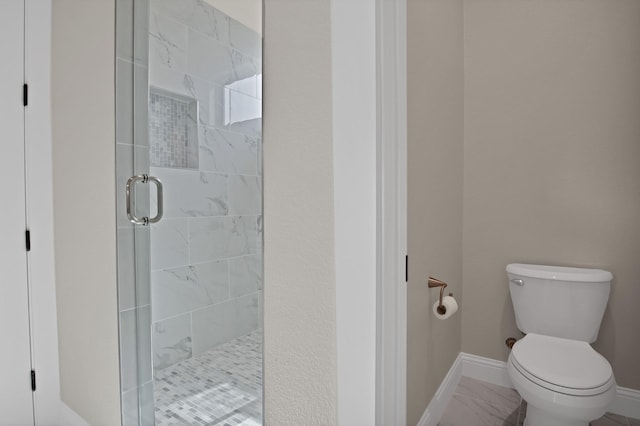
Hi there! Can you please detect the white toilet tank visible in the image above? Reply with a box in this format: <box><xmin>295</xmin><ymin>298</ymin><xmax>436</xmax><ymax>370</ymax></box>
<box><xmin>507</xmin><ymin>264</ymin><xmax>612</xmax><ymax>343</ymax></box>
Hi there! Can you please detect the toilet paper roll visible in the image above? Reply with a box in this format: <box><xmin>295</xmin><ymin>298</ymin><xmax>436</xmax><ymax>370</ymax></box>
<box><xmin>432</xmin><ymin>295</ymin><xmax>458</xmax><ymax>320</ymax></box>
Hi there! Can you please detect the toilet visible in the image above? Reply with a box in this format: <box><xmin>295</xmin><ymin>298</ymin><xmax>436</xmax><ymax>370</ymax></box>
<box><xmin>506</xmin><ymin>263</ymin><xmax>616</xmax><ymax>426</ymax></box>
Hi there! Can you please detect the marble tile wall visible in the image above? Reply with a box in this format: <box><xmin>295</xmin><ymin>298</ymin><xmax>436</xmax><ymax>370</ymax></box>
<box><xmin>148</xmin><ymin>0</ymin><xmax>263</xmax><ymax>373</ymax></box>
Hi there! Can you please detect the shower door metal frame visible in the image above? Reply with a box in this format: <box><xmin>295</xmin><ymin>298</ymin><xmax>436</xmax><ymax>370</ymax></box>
<box><xmin>115</xmin><ymin>0</ymin><xmax>155</xmax><ymax>424</ymax></box>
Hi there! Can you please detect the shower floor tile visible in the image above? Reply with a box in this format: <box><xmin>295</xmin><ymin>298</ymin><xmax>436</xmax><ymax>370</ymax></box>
<box><xmin>154</xmin><ymin>329</ymin><xmax>262</xmax><ymax>425</ymax></box>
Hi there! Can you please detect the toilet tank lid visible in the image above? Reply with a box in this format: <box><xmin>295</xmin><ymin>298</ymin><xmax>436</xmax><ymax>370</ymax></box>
<box><xmin>506</xmin><ymin>264</ymin><xmax>612</xmax><ymax>282</ymax></box>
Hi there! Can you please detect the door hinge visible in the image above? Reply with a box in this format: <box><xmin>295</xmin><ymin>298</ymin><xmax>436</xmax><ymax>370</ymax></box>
<box><xmin>31</xmin><ymin>370</ymin><xmax>36</xmax><ymax>391</ymax></box>
<box><xmin>405</xmin><ymin>255</ymin><xmax>408</xmax><ymax>283</ymax></box>
<box><xmin>25</xmin><ymin>230</ymin><xmax>31</xmax><ymax>252</ymax></box>
<box><xmin>23</xmin><ymin>84</ymin><xmax>28</xmax><ymax>106</ymax></box>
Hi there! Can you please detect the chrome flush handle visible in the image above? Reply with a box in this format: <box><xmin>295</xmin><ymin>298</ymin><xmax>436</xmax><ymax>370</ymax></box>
<box><xmin>126</xmin><ymin>174</ymin><xmax>163</xmax><ymax>226</ymax></box>
<box><xmin>510</xmin><ymin>278</ymin><xmax>525</xmax><ymax>286</ymax></box>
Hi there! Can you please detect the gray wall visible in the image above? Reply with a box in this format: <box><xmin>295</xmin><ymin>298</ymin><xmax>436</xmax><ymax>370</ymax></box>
<box><xmin>51</xmin><ymin>1</ymin><xmax>121</xmax><ymax>424</ymax></box>
<box><xmin>263</xmin><ymin>0</ymin><xmax>338</xmax><ymax>424</ymax></box>
<box><xmin>407</xmin><ymin>0</ymin><xmax>464</xmax><ymax>424</ymax></box>
<box><xmin>407</xmin><ymin>0</ymin><xmax>640</xmax><ymax>420</ymax></box>
<box><xmin>462</xmin><ymin>0</ymin><xmax>640</xmax><ymax>390</ymax></box>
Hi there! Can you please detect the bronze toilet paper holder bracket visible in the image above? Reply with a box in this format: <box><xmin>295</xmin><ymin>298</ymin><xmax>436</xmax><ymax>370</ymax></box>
<box><xmin>427</xmin><ymin>276</ymin><xmax>453</xmax><ymax>315</ymax></box>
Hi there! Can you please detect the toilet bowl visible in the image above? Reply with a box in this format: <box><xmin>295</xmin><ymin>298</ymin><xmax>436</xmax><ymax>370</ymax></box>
<box><xmin>507</xmin><ymin>334</ymin><xmax>616</xmax><ymax>426</ymax></box>
<box><xmin>506</xmin><ymin>264</ymin><xmax>616</xmax><ymax>426</ymax></box>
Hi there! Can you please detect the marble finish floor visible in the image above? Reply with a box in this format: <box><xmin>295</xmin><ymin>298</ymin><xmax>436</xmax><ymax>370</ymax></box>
<box><xmin>439</xmin><ymin>376</ymin><xmax>640</xmax><ymax>426</ymax></box>
<box><xmin>154</xmin><ymin>330</ymin><xmax>262</xmax><ymax>425</ymax></box>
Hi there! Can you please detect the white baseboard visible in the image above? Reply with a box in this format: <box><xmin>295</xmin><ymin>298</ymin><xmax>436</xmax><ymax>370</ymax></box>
<box><xmin>418</xmin><ymin>352</ymin><xmax>640</xmax><ymax>426</ymax></box>
<box><xmin>459</xmin><ymin>353</ymin><xmax>512</xmax><ymax>389</ymax></box>
<box><xmin>416</xmin><ymin>353</ymin><xmax>463</xmax><ymax>426</ymax></box>
<box><xmin>610</xmin><ymin>386</ymin><xmax>640</xmax><ymax>420</ymax></box>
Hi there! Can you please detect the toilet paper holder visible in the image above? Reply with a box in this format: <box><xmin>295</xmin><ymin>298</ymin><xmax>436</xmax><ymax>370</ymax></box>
<box><xmin>428</xmin><ymin>277</ymin><xmax>453</xmax><ymax>315</ymax></box>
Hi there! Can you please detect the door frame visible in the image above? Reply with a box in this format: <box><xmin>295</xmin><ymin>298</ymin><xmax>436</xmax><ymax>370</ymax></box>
<box><xmin>23</xmin><ymin>0</ymin><xmax>61</xmax><ymax>422</ymax></box>
<box><xmin>0</xmin><ymin>0</ymin><xmax>34</xmax><ymax>423</ymax></box>
<box><xmin>376</xmin><ymin>0</ymin><xmax>407</xmax><ymax>424</ymax></box>
<box><xmin>332</xmin><ymin>0</ymin><xmax>407</xmax><ymax>424</ymax></box>
<box><xmin>22</xmin><ymin>1</ymin><xmax>86</xmax><ymax>423</ymax></box>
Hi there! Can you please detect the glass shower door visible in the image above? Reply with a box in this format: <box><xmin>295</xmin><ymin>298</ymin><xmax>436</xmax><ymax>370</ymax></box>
<box><xmin>115</xmin><ymin>0</ymin><xmax>154</xmax><ymax>424</ymax></box>
<box><xmin>116</xmin><ymin>1</ymin><xmax>263</xmax><ymax>425</ymax></box>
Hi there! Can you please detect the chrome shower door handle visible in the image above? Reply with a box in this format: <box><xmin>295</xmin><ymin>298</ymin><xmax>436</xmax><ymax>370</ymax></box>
<box><xmin>510</xmin><ymin>278</ymin><xmax>525</xmax><ymax>286</ymax></box>
<box><xmin>146</xmin><ymin>176</ymin><xmax>163</xmax><ymax>224</ymax></box>
<box><xmin>126</xmin><ymin>174</ymin><xmax>163</xmax><ymax>226</ymax></box>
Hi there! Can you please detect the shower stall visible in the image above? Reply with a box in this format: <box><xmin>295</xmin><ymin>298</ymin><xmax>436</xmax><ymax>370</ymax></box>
<box><xmin>115</xmin><ymin>1</ymin><xmax>263</xmax><ymax>424</ymax></box>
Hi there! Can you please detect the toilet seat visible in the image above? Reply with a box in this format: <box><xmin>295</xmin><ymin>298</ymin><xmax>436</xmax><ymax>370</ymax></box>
<box><xmin>511</xmin><ymin>334</ymin><xmax>615</xmax><ymax>397</ymax></box>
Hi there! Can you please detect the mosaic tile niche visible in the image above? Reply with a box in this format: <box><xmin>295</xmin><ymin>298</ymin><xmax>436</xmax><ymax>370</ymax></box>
<box><xmin>149</xmin><ymin>89</ymin><xmax>198</xmax><ymax>169</ymax></box>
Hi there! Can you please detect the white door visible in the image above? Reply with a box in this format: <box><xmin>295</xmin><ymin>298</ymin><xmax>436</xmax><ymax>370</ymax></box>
<box><xmin>0</xmin><ymin>0</ymin><xmax>36</xmax><ymax>424</ymax></box>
